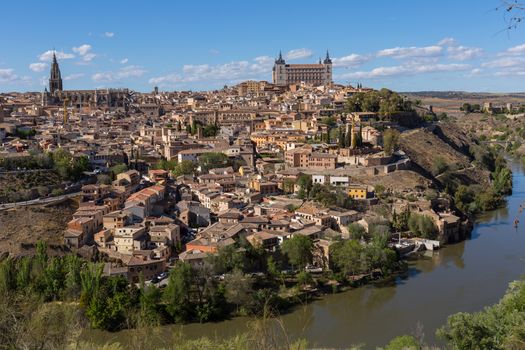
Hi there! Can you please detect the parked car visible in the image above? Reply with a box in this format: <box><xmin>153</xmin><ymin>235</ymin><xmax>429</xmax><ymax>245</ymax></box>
<box><xmin>158</xmin><ymin>272</ymin><xmax>168</xmax><ymax>280</ymax></box>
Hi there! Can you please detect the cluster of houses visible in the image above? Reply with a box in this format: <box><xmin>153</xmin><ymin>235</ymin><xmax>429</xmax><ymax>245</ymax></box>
<box><xmin>0</xmin><ymin>80</ymin><xmax>470</xmax><ymax>282</ymax></box>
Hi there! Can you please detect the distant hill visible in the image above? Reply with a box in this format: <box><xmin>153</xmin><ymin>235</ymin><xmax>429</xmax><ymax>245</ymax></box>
<box><xmin>402</xmin><ymin>91</ymin><xmax>525</xmax><ymax>100</ymax></box>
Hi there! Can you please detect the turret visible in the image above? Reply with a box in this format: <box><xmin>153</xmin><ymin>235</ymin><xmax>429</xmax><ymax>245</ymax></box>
<box><xmin>323</xmin><ymin>50</ymin><xmax>332</xmax><ymax>65</ymax></box>
<box><xmin>275</xmin><ymin>50</ymin><xmax>286</xmax><ymax>64</ymax></box>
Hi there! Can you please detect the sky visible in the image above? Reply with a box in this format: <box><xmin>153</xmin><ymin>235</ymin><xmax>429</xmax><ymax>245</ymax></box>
<box><xmin>0</xmin><ymin>0</ymin><xmax>524</xmax><ymax>93</ymax></box>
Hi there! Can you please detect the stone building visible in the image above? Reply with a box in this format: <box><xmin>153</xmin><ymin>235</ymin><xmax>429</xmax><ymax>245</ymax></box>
<box><xmin>272</xmin><ymin>51</ymin><xmax>332</xmax><ymax>86</ymax></box>
<box><xmin>42</xmin><ymin>52</ymin><xmax>132</xmax><ymax>109</ymax></box>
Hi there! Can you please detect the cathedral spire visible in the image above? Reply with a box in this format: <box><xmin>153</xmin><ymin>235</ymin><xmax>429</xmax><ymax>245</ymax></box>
<box><xmin>49</xmin><ymin>49</ymin><xmax>63</xmax><ymax>94</ymax></box>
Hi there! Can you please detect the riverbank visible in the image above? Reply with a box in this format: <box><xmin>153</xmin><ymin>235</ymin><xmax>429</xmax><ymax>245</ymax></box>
<box><xmin>82</xmin><ymin>159</ymin><xmax>525</xmax><ymax>349</ymax></box>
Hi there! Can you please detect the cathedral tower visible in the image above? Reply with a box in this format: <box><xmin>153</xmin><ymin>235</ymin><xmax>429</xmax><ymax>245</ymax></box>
<box><xmin>49</xmin><ymin>52</ymin><xmax>63</xmax><ymax>93</ymax></box>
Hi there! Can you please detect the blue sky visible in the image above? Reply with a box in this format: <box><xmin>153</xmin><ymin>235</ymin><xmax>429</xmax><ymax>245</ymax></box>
<box><xmin>0</xmin><ymin>0</ymin><xmax>524</xmax><ymax>92</ymax></box>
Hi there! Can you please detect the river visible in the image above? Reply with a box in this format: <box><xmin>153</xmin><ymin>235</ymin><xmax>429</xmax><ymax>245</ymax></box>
<box><xmin>87</xmin><ymin>160</ymin><xmax>525</xmax><ymax>349</ymax></box>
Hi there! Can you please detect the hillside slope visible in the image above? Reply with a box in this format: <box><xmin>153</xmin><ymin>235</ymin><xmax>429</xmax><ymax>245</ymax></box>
<box><xmin>399</xmin><ymin>124</ymin><xmax>491</xmax><ymax>188</ymax></box>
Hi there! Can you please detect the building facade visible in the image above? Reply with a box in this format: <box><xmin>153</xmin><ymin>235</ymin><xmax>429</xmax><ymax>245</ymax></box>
<box><xmin>272</xmin><ymin>51</ymin><xmax>332</xmax><ymax>86</ymax></box>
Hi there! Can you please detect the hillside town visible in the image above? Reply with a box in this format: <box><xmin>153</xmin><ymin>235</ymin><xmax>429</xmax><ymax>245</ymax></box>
<box><xmin>0</xmin><ymin>52</ymin><xmax>486</xmax><ymax>286</ymax></box>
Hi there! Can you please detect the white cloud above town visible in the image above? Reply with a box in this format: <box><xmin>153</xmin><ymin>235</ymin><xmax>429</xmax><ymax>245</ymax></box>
<box><xmin>0</xmin><ymin>68</ymin><xmax>31</xmax><ymax>84</ymax></box>
<box><xmin>38</xmin><ymin>50</ymin><xmax>75</xmax><ymax>62</ymax></box>
<box><xmin>21</xmin><ymin>38</ymin><xmax>525</xmax><ymax>90</ymax></box>
<box><xmin>502</xmin><ymin>43</ymin><xmax>525</xmax><ymax>55</ymax></box>
<box><xmin>104</xmin><ymin>32</ymin><xmax>115</xmax><ymax>38</ymax></box>
<box><xmin>92</xmin><ymin>65</ymin><xmax>146</xmax><ymax>83</ymax></box>
<box><xmin>339</xmin><ymin>63</ymin><xmax>470</xmax><ymax>80</ymax></box>
<box><xmin>29</xmin><ymin>62</ymin><xmax>47</xmax><ymax>72</ymax></box>
<box><xmin>332</xmin><ymin>54</ymin><xmax>372</xmax><ymax>68</ymax></box>
<box><xmin>149</xmin><ymin>56</ymin><xmax>274</xmax><ymax>86</ymax></box>
<box><xmin>285</xmin><ymin>48</ymin><xmax>313</xmax><ymax>60</ymax></box>
<box><xmin>64</xmin><ymin>73</ymin><xmax>85</xmax><ymax>81</ymax></box>
<box><xmin>73</xmin><ymin>44</ymin><xmax>96</xmax><ymax>62</ymax></box>
<box><xmin>377</xmin><ymin>45</ymin><xmax>443</xmax><ymax>59</ymax></box>
<box><xmin>447</xmin><ymin>46</ymin><xmax>483</xmax><ymax>61</ymax></box>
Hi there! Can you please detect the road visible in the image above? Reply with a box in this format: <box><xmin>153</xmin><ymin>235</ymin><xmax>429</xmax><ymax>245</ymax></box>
<box><xmin>0</xmin><ymin>192</ymin><xmax>81</xmax><ymax>210</ymax></box>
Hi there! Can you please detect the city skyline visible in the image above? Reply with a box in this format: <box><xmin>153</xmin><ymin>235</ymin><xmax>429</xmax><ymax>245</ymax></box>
<box><xmin>1</xmin><ymin>0</ymin><xmax>524</xmax><ymax>92</ymax></box>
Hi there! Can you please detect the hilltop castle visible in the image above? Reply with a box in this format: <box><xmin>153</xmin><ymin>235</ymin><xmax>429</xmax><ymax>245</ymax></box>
<box><xmin>272</xmin><ymin>50</ymin><xmax>332</xmax><ymax>86</ymax></box>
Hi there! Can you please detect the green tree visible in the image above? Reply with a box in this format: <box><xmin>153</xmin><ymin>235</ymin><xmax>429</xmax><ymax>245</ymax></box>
<box><xmin>281</xmin><ymin>235</ymin><xmax>313</xmax><ymax>270</ymax></box>
<box><xmin>330</xmin><ymin>239</ymin><xmax>363</xmax><ymax>276</ymax></box>
<box><xmin>110</xmin><ymin>163</ymin><xmax>128</xmax><ymax>177</ymax></box>
<box><xmin>223</xmin><ymin>269</ymin><xmax>253</xmax><ymax>314</ymax></box>
<box><xmin>348</xmin><ymin>223</ymin><xmax>366</xmax><ymax>240</ymax></box>
<box><xmin>383</xmin><ymin>129</ymin><xmax>400</xmax><ymax>156</ymax></box>
<box><xmin>198</xmin><ymin>152</ymin><xmax>230</xmax><ymax>173</ymax></box>
<box><xmin>408</xmin><ymin>213</ymin><xmax>438</xmax><ymax>239</ymax></box>
<box><xmin>172</xmin><ymin>160</ymin><xmax>196</xmax><ymax>177</ymax></box>
<box><xmin>297</xmin><ymin>174</ymin><xmax>312</xmax><ymax>199</ymax></box>
<box><xmin>163</xmin><ymin>262</ymin><xmax>194</xmax><ymax>323</ymax></box>
<box><xmin>282</xmin><ymin>178</ymin><xmax>295</xmax><ymax>194</ymax></box>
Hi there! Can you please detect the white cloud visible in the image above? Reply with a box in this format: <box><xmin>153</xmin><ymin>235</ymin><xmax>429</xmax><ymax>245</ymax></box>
<box><xmin>64</xmin><ymin>73</ymin><xmax>85</xmax><ymax>81</ymax></box>
<box><xmin>482</xmin><ymin>56</ymin><xmax>525</xmax><ymax>68</ymax></box>
<box><xmin>38</xmin><ymin>50</ymin><xmax>75</xmax><ymax>62</ymax></box>
<box><xmin>92</xmin><ymin>65</ymin><xmax>146</xmax><ymax>83</ymax></box>
<box><xmin>503</xmin><ymin>43</ymin><xmax>525</xmax><ymax>55</ymax></box>
<box><xmin>0</xmin><ymin>68</ymin><xmax>31</xmax><ymax>84</ymax></box>
<box><xmin>104</xmin><ymin>32</ymin><xmax>114</xmax><ymax>38</ymax></box>
<box><xmin>339</xmin><ymin>63</ymin><xmax>470</xmax><ymax>79</ymax></box>
<box><xmin>120</xmin><ymin>58</ymin><xmax>128</xmax><ymax>64</ymax></box>
<box><xmin>494</xmin><ymin>68</ymin><xmax>525</xmax><ymax>76</ymax></box>
<box><xmin>29</xmin><ymin>62</ymin><xmax>47</xmax><ymax>72</ymax></box>
<box><xmin>332</xmin><ymin>54</ymin><xmax>371</xmax><ymax>68</ymax></box>
<box><xmin>438</xmin><ymin>37</ymin><xmax>457</xmax><ymax>46</ymax></box>
<box><xmin>447</xmin><ymin>46</ymin><xmax>483</xmax><ymax>61</ymax></box>
<box><xmin>72</xmin><ymin>44</ymin><xmax>96</xmax><ymax>62</ymax></box>
<box><xmin>377</xmin><ymin>45</ymin><xmax>443</xmax><ymax>59</ymax></box>
<box><xmin>210</xmin><ymin>49</ymin><xmax>220</xmax><ymax>55</ymax></box>
<box><xmin>149</xmin><ymin>56</ymin><xmax>274</xmax><ymax>86</ymax></box>
<box><xmin>286</xmin><ymin>48</ymin><xmax>313</xmax><ymax>60</ymax></box>
<box><xmin>72</xmin><ymin>44</ymin><xmax>91</xmax><ymax>56</ymax></box>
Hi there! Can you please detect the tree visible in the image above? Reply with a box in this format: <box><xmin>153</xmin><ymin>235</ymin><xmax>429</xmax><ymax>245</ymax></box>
<box><xmin>348</xmin><ymin>223</ymin><xmax>366</xmax><ymax>240</ymax></box>
<box><xmin>163</xmin><ymin>262</ymin><xmax>194</xmax><ymax>323</ymax></box>
<box><xmin>383</xmin><ymin>129</ymin><xmax>400</xmax><ymax>156</ymax></box>
<box><xmin>138</xmin><ymin>283</ymin><xmax>162</xmax><ymax>327</ymax></box>
<box><xmin>203</xmin><ymin>123</ymin><xmax>220</xmax><ymax>137</ymax></box>
<box><xmin>198</xmin><ymin>152</ymin><xmax>230</xmax><ymax>173</ymax></box>
<box><xmin>297</xmin><ymin>174</ymin><xmax>312</xmax><ymax>199</ymax></box>
<box><xmin>392</xmin><ymin>208</ymin><xmax>410</xmax><ymax>232</ymax></box>
<box><xmin>330</xmin><ymin>239</ymin><xmax>363</xmax><ymax>276</ymax></box>
<box><xmin>296</xmin><ymin>271</ymin><xmax>313</xmax><ymax>288</ymax></box>
<box><xmin>408</xmin><ymin>213</ymin><xmax>438</xmax><ymax>239</ymax></box>
<box><xmin>110</xmin><ymin>163</ymin><xmax>128</xmax><ymax>177</ymax></box>
<box><xmin>208</xmin><ymin>245</ymin><xmax>244</xmax><ymax>274</ymax></box>
<box><xmin>282</xmin><ymin>178</ymin><xmax>295</xmax><ymax>194</ymax></box>
<box><xmin>338</xmin><ymin>127</ymin><xmax>346</xmax><ymax>148</ymax></box>
<box><xmin>281</xmin><ymin>235</ymin><xmax>313</xmax><ymax>270</ymax></box>
<box><xmin>172</xmin><ymin>160</ymin><xmax>196</xmax><ymax>177</ymax></box>
<box><xmin>223</xmin><ymin>269</ymin><xmax>252</xmax><ymax>314</ymax></box>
